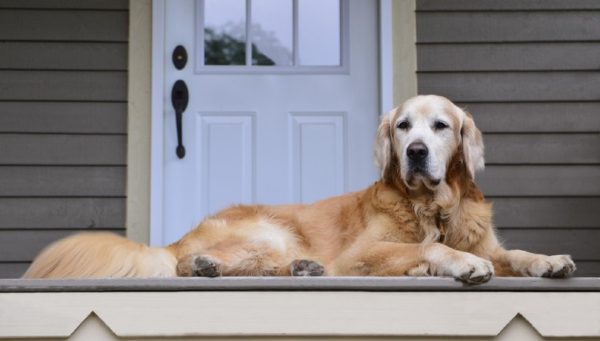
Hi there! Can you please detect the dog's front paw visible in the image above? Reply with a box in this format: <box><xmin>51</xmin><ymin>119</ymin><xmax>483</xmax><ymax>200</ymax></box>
<box><xmin>290</xmin><ymin>259</ymin><xmax>325</xmax><ymax>276</ymax></box>
<box><xmin>189</xmin><ymin>255</ymin><xmax>222</xmax><ymax>277</ymax></box>
<box><xmin>452</xmin><ymin>253</ymin><xmax>494</xmax><ymax>285</ymax></box>
<box><xmin>527</xmin><ymin>255</ymin><xmax>576</xmax><ymax>278</ymax></box>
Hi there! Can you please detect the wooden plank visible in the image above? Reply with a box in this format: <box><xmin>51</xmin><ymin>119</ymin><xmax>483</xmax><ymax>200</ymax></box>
<box><xmin>0</xmin><ymin>9</ymin><xmax>128</xmax><ymax>42</ymax></box>
<box><xmin>0</xmin><ymin>71</ymin><xmax>127</xmax><ymax>101</ymax></box>
<box><xmin>418</xmin><ymin>72</ymin><xmax>600</xmax><ymax>102</ymax></box>
<box><xmin>418</xmin><ymin>43</ymin><xmax>600</xmax><ymax>71</ymax></box>
<box><xmin>0</xmin><ymin>0</ymin><xmax>128</xmax><ymax>10</ymax></box>
<box><xmin>0</xmin><ymin>263</ymin><xmax>28</xmax><ymax>279</ymax></box>
<box><xmin>462</xmin><ymin>102</ymin><xmax>600</xmax><ymax>133</ymax></box>
<box><xmin>491</xmin><ymin>198</ymin><xmax>600</xmax><ymax>228</ymax></box>
<box><xmin>478</xmin><ymin>165</ymin><xmax>600</xmax><ymax>196</ymax></box>
<box><xmin>0</xmin><ymin>229</ymin><xmax>125</xmax><ymax>262</ymax></box>
<box><xmin>0</xmin><ymin>134</ymin><xmax>126</xmax><ymax>165</ymax></box>
<box><xmin>0</xmin><ymin>198</ymin><xmax>125</xmax><ymax>229</ymax></box>
<box><xmin>0</xmin><ymin>166</ymin><xmax>125</xmax><ymax>197</ymax></box>
<box><xmin>417</xmin><ymin>0</ymin><xmax>600</xmax><ymax>11</ymax></box>
<box><xmin>483</xmin><ymin>134</ymin><xmax>600</xmax><ymax>164</ymax></box>
<box><xmin>497</xmin><ymin>228</ymin><xmax>600</xmax><ymax>260</ymax></box>
<box><xmin>1</xmin><ymin>277</ymin><xmax>600</xmax><ymax>292</ymax></box>
<box><xmin>0</xmin><ymin>102</ymin><xmax>126</xmax><ymax>134</ymax></box>
<box><xmin>0</xmin><ymin>42</ymin><xmax>127</xmax><ymax>70</ymax></box>
<box><xmin>417</xmin><ymin>12</ymin><xmax>600</xmax><ymax>43</ymax></box>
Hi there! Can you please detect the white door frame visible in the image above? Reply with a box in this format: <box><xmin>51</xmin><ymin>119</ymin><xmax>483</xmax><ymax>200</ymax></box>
<box><xmin>149</xmin><ymin>0</ymin><xmax>395</xmax><ymax>246</ymax></box>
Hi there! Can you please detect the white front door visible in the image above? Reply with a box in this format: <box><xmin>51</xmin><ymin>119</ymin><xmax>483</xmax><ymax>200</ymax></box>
<box><xmin>152</xmin><ymin>0</ymin><xmax>380</xmax><ymax>245</ymax></box>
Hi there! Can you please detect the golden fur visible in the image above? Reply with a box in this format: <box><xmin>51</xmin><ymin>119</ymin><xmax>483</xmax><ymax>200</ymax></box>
<box><xmin>24</xmin><ymin>95</ymin><xmax>575</xmax><ymax>283</ymax></box>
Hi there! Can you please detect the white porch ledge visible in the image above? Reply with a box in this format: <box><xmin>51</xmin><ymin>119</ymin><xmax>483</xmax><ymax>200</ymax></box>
<box><xmin>0</xmin><ymin>277</ymin><xmax>599</xmax><ymax>340</ymax></box>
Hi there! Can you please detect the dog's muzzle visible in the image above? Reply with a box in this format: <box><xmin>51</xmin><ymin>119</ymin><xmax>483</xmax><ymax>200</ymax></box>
<box><xmin>406</xmin><ymin>142</ymin><xmax>440</xmax><ymax>187</ymax></box>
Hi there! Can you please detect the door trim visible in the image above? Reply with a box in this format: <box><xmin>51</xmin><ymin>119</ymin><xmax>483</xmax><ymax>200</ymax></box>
<box><xmin>150</xmin><ymin>0</ymin><xmax>166</xmax><ymax>246</ymax></box>
<box><xmin>148</xmin><ymin>0</ymin><xmax>416</xmax><ymax>246</ymax></box>
<box><xmin>126</xmin><ymin>0</ymin><xmax>152</xmax><ymax>244</ymax></box>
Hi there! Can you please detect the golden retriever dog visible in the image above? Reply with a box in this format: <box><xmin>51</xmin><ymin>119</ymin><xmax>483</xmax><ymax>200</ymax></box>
<box><xmin>24</xmin><ymin>95</ymin><xmax>575</xmax><ymax>283</ymax></box>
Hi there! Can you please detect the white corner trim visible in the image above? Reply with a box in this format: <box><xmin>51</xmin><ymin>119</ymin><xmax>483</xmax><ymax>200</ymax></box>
<box><xmin>379</xmin><ymin>0</ymin><xmax>394</xmax><ymax>115</ymax></box>
<box><xmin>392</xmin><ymin>0</ymin><xmax>418</xmax><ymax>106</ymax></box>
<box><xmin>150</xmin><ymin>0</ymin><xmax>166</xmax><ymax>246</ymax></box>
<box><xmin>126</xmin><ymin>0</ymin><xmax>152</xmax><ymax>244</ymax></box>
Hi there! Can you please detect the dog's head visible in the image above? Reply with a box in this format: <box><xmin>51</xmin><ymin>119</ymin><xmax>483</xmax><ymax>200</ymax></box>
<box><xmin>375</xmin><ymin>95</ymin><xmax>484</xmax><ymax>191</ymax></box>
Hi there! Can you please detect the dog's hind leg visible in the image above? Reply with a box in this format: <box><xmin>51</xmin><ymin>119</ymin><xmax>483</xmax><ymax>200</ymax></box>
<box><xmin>173</xmin><ymin>211</ymin><xmax>325</xmax><ymax>277</ymax></box>
<box><xmin>176</xmin><ymin>247</ymin><xmax>317</xmax><ymax>277</ymax></box>
<box><xmin>176</xmin><ymin>240</ymin><xmax>325</xmax><ymax>277</ymax></box>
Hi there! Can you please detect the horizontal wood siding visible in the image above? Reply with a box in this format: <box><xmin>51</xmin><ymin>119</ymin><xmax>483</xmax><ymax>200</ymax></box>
<box><xmin>417</xmin><ymin>0</ymin><xmax>600</xmax><ymax>11</ymax></box>
<box><xmin>418</xmin><ymin>43</ymin><xmax>600</xmax><ymax>72</ymax></box>
<box><xmin>0</xmin><ymin>10</ymin><xmax>128</xmax><ymax>41</ymax></box>
<box><xmin>417</xmin><ymin>1</ymin><xmax>600</xmax><ymax>275</ymax></box>
<box><xmin>0</xmin><ymin>135</ymin><xmax>126</xmax><ymax>165</ymax></box>
<box><xmin>0</xmin><ymin>198</ymin><xmax>125</xmax><ymax>229</ymax></box>
<box><xmin>0</xmin><ymin>0</ymin><xmax>128</xmax><ymax>10</ymax></box>
<box><xmin>0</xmin><ymin>1</ymin><xmax>128</xmax><ymax>277</ymax></box>
<box><xmin>417</xmin><ymin>12</ymin><xmax>600</xmax><ymax>43</ymax></box>
<box><xmin>0</xmin><ymin>230</ymin><xmax>125</xmax><ymax>262</ymax></box>
<box><xmin>463</xmin><ymin>102</ymin><xmax>600</xmax><ymax>133</ymax></box>
<box><xmin>0</xmin><ymin>42</ymin><xmax>127</xmax><ymax>70</ymax></box>
<box><xmin>0</xmin><ymin>102</ymin><xmax>127</xmax><ymax>134</ymax></box>
<box><xmin>0</xmin><ymin>71</ymin><xmax>127</xmax><ymax>101</ymax></box>
<box><xmin>0</xmin><ymin>167</ymin><xmax>125</xmax><ymax>196</ymax></box>
<box><xmin>492</xmin><ymin>198</ymin><xmax>600</xmax><ymax>228</ymax></box>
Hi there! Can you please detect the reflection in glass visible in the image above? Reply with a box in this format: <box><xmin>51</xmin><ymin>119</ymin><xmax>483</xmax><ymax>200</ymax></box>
<box><xmin>298</xmin><ymin>0</ymin><xmax>340</xmax><ymax>66</ymax></box>
<box><xmin>204</xmin><ymin>0</ymin><xmax>246</xmax><ymax>65</ymax></box>
<box><xmin>251</xmin><ymin>0</ymin><xmax>293</xmax><ymax>66</ymax></box>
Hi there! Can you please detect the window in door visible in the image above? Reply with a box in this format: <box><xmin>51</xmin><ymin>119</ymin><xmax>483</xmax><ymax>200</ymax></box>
<box><xmin>196</xmin><ymin>0</ymin><xmax>348</xmax><ymax>73</ymax></box>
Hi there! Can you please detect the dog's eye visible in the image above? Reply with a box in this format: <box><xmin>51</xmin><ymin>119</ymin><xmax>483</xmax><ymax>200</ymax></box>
<box><xmin>434</xmin><ymin>121</ymin><xmax>449</xmax><ymax>130</ymax></box>
<box><xmin>397</xmin><ymin>121</ymin><xmax>409</xmax><ymax>130</ymax></box>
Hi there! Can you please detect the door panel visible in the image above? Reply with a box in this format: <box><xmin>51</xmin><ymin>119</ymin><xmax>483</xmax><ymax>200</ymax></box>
<box><xmin>290</xmin><ymin>113</ymin><xmax>345</xmax><ymax>203</ymax></box>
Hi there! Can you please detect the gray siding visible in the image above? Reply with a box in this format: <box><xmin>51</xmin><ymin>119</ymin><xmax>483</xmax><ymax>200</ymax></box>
<box><xmin>417</xmin><ymin>0</ymin><xmax>600</xmax><ymax>276</ymax></box>
<box><xmin>0</xmin><ymin>1</ymin><xmax>128</xmax><ymax>277</ymax></box>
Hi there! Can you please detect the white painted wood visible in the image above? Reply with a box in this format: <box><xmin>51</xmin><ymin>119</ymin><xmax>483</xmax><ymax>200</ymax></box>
<box><xmin>379</xmin><ymin>0</ymin><xmax>394</xmax><ymax>114</ymax></box>
<box><xmin>197</xmin><ymin>113</ymin><xmax>255</xmax><ymax>216</ymax></box>
<box><xmin>392</xmin><ymin>0</ymin><xmax>417</xmax><ymax>105</ymax></box>
<box><xmin>150</xmin><ymin>0</ymin><xmax>167</xmax><ymax>246</ymax></box>
<box><xmin>1</xmin><ymin>292</ymin><xmax>598</xmax><ymax>338</ymax></box>
<box><xmin>289</xmin><ymin>113</ymin><xmax>346</xmax><ymax>203</ymax></box>
<box><xmin>126</xmin><ymin>0</ymin><xmax>152</xmax><ymax>244</ymax></box>
<box><xmin>7</xmin><ymin>314</ymin><xmax>564</xmax><ymax>340</ymax></box>
<box><xmin>193</xmin><ymin>0</ymin><xmax>350</xmax><ymax>74</ymax></box>
<box><xmin>11</xmin><ymin>314</ymin><xmax>570</xmax><ymax>340</ymax></box>
<box><xmin>153</xmin><ymin>0</ymin><xmax>380</xmax><ymax>244</ymax></box>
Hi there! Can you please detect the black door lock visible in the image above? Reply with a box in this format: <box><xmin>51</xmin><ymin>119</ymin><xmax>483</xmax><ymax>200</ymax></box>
<box><xmin>172</xmin><ymin>45</ymin><xmax>187</xmax><ymax>70</ymax></box>
<box><xmin>171</xmin><ymin>80</ymin><xmax>189</xmax><ymax>159</ymax></box>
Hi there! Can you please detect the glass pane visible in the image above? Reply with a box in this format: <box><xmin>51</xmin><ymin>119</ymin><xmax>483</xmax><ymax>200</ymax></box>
<box><xmin>204</xmin><ymin>0</ymin><xmax>246</xmax><ymax>65</ymax></box>
<box><xmin>251</xmin><ymin>0</ymin><xmax>293</xmax><ymax>66</ymax></box>
<box><xmin>298</xmin><ymin>0</ymin><xmax>341</xmax><ymax>66</ymax></box>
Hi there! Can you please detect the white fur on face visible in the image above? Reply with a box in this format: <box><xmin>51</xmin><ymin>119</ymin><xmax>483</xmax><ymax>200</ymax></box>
<box><xmin>392</xmin><ymin>96</ymin><xmax>462</xmax><ymax>189</ymax></box>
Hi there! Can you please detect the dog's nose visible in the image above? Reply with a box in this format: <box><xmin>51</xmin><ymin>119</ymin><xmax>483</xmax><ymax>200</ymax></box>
<box><xmin>407</xmin><ymin>142</ymin><xmax>428</xmax><ymax>162</ymax></box>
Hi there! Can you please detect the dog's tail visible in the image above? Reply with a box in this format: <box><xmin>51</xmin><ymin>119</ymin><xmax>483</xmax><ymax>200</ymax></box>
<box><xmin>23</xmin><ymin>232</ymin><xmax>177</xmax><ymax>279</ymax></box>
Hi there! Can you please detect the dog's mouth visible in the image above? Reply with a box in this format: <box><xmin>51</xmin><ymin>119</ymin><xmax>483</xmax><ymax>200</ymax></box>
<box><xmin>405</xmin><ymin>167</ymin><xmax>441</xmax><ymax>189</ymax></box>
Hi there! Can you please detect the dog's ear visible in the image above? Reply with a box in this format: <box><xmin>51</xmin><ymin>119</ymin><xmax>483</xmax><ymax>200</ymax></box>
<box><xmin>374</xmin><ymin>113</ymin><xmax>393</xmax><ymax>178</ymax></box>
<box><xmin>460</xmin><ymin>110</ymin><xmax>485</xmax><ymax>179</ymax></box>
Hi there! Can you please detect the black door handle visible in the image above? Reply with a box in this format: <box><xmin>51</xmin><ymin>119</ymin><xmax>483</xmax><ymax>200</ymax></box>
<box><xmin>171</xmin><ymin>80</ymin><xmax>189</xmax><ymax>159</ymax></box>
